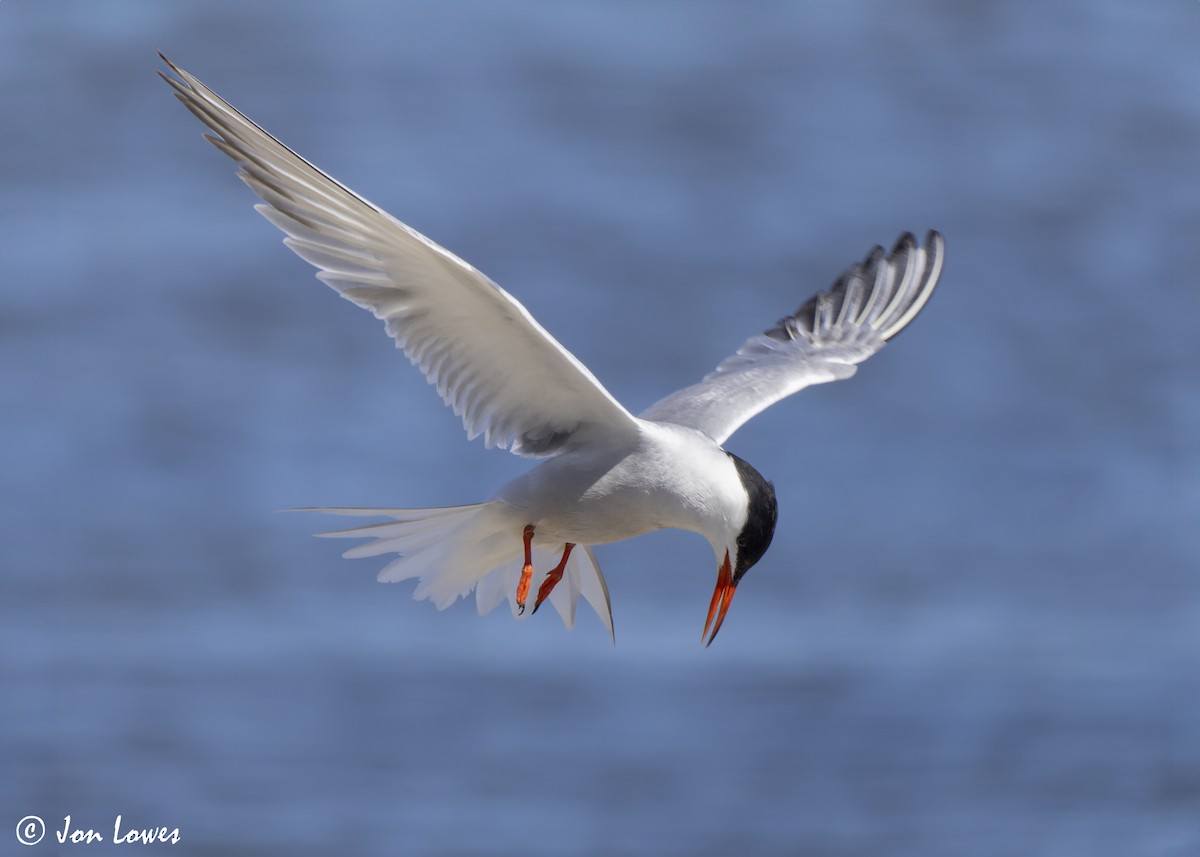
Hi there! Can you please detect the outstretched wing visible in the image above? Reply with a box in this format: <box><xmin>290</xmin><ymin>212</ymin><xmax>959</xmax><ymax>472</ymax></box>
<box><xmin>641</xmin><ymin>231</ymin><xmax>944</xmax><ymax>444</ymax></box>
<box><xmin>160</xmin><ymin>55</ymin><xmax>639</xmax><ymax>457</ymax></box>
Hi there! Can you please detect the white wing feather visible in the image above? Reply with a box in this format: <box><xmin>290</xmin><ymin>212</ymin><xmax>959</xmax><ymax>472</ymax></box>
<box><xmin>641</xmin><ymin>232</ymin><xmax>944</xmax><ymax>444</ymax></box>
<box><xmin>160</xmin><ymin>55</ymin><xmax>638</xmax><ymax>457</ymax></box>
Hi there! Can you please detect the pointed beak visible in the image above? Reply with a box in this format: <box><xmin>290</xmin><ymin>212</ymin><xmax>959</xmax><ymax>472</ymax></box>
<box><xmin>702</xmin><ymin>551</ymin><xmax>737</xmax><ymax>647</ymax></box>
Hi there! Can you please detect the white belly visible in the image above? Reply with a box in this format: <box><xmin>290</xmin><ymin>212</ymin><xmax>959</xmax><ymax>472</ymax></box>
<box><xmin>491</xmin><ymin>421</ymin><xmax>744</xmax><ymax>550</ymax></box>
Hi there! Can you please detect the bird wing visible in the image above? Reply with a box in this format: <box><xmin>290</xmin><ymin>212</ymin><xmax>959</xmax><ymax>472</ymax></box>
<box><xmin>641</xmin><ymin>231</ymin><xmax>944</xmax><ymax>445</ymax></box>
<box><xmin>160</xmin><ymin>55</ymin><xmax>639</xmax><ymax>457</ymax></box>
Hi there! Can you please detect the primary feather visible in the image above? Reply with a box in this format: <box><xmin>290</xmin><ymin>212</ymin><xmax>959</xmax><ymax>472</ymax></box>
<box><xmin>159</xmin><ymin>54</ymin><xmax>638</xmax><ymax>458</ymax></box>
<box><xmin>641</xmin><ymin>231</ymin><xmax>944</xmax><ymax>444</ymax></box>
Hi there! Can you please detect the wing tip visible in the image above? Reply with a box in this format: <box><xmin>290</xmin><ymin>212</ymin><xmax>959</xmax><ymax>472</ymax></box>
<box><xmin>891</xmin><ymin>231</ymin><xmax>917</xmax><ymax>256</ymax></box>
<box><xmin>157</xmin><ymin>51</ymin><xmax>192</xmax><ymax>91</ymax></box>
<box><xmin>765</xmin><ymin>228</ymin><xmax>946</xmax><ymax>348</ymax></box>
<box><xmin>876</xmin><ymin>228</ymin><xmax>945</xmax><ymax>342</ymax></box>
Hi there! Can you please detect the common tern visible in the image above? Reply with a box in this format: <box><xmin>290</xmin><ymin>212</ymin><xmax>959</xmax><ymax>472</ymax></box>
<box><xmin>161</xmin><ymin>55</ymin><xmax>944</xmax><ymax>645</ymax></box>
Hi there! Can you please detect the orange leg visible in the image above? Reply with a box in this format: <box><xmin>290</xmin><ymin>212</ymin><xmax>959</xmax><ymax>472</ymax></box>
<box><xmin>516</xmin><ymin>525</ymin><xmax>535</xmax><ymax>614</ymax></box>
<box><xmin>532</xmin><ymin>543</ymin><xmax>575</xmax><ymax>615</ymax></box>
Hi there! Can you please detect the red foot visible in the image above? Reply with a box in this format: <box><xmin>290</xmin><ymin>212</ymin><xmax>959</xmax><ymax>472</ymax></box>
<box><xmin>516</xmin><ymin>525</ymin><xmax>535</xmax><ymax>614</ymax></box>
<box><xmin>532</xmin><ymin>543</ymin><xmax>575</xmax><ymax>614</ymax></box>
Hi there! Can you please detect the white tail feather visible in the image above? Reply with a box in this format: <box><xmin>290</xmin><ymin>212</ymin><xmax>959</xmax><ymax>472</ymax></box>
<box><xmin>307</xmin><ymin>502</ymin><xmax>615</xmax><ymax>640</ymax></box>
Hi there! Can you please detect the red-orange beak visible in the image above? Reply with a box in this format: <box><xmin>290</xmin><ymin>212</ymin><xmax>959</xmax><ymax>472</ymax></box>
<box><xmin>702</xmin><ymin>551</ymin><xmax>737</xmax><ymax>647</ymax></box>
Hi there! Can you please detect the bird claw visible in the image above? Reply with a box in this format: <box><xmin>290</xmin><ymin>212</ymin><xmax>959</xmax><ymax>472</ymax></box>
<box><xmin>532</xmin><ymin>570</ymin><xmax>563</xmax><ymax>615</ymax></box>
<box><xmin>531</xmin><ymin>543</ymin><xmax>574</xmax><ymax>616</ymax></box>
<box><xmin>515</xmin><ymin>563</ymin><xmax>533</xmax><ymax>615</ymax></box>
<box><xmin>513</xmin><ymin>528</ymin><xmax>573</xmax><ymax>619</ymax></box>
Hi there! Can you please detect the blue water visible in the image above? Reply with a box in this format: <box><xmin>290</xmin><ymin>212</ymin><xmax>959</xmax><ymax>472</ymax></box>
<box><xmin>2</xmin><ymin>2</ymin><xmax>1197</xmax><ymax>855</ymax></box>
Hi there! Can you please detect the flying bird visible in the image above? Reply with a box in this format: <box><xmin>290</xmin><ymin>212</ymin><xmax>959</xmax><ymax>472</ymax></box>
<box><xmin>160</xmin><ymin>54</ymin><xmax>944</xmax><ymax>645</ymax></box>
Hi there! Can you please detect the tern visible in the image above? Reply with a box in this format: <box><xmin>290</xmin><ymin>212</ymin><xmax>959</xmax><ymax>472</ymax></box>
<box><xmin>161</xmin><ymin>55</ymin><xmax>944</xmax><ymax>645</ymax></box>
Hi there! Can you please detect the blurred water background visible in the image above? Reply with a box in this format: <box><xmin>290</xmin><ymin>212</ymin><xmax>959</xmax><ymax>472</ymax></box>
<box><xmin>2</xmin><ymin>2</ymin><xmax>1198</xmax><ymax>855</ymax></box>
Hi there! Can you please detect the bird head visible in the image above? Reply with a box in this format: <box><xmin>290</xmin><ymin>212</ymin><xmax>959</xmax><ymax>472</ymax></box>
<box><xmin>704</xmin><ymin>453</ymin><xmax>778</xmax><ymax>646</ymax></box>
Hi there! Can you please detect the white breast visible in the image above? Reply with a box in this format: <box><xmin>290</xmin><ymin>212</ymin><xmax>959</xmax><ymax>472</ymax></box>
<box><xmin>492</xmin><ymin>420</ymin><xmax>747</xmax><ymax>551</ymax></box>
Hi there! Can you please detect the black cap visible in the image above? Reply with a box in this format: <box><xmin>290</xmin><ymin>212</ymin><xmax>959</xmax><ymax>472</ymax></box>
<box><xmin>726</xmin><ymin>452</ymin><xmax>777</xmax><ymax>582</ymax></box>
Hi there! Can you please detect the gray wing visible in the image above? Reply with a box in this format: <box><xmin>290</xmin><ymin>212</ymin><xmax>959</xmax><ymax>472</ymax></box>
<box><xmin>160</xmin><ymin>55</ymin><xmax>639</xmax><ymax>457</ymax></box>
<box><xmin>641</xmin><ymin>231</ymin><xmax>945</xmax><ymax>445</ymax></box>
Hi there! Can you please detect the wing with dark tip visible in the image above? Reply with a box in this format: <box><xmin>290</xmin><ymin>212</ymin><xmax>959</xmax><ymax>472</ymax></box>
<box><xmin>641</xmin><ymin>231</ymin><xmax>944</xmax><ymax>444</ymax></box>
<box><xmin>160</xmin><ymin>54</ymin><xmax>639</xmax><ymax>457</ymax></box>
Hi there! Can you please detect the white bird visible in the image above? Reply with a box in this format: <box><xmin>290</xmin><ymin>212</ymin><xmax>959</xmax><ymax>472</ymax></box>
<box><xmin>160</xmin><ymin>54</ymin><xmax>944</xmax><ymax>645</ymax></box>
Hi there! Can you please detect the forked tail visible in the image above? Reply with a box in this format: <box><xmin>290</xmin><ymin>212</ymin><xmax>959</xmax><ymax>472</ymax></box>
<box><xmin>304</xmin><ymin>502</ymin><xmax>614</xmax><ymax>640</ymax></box>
